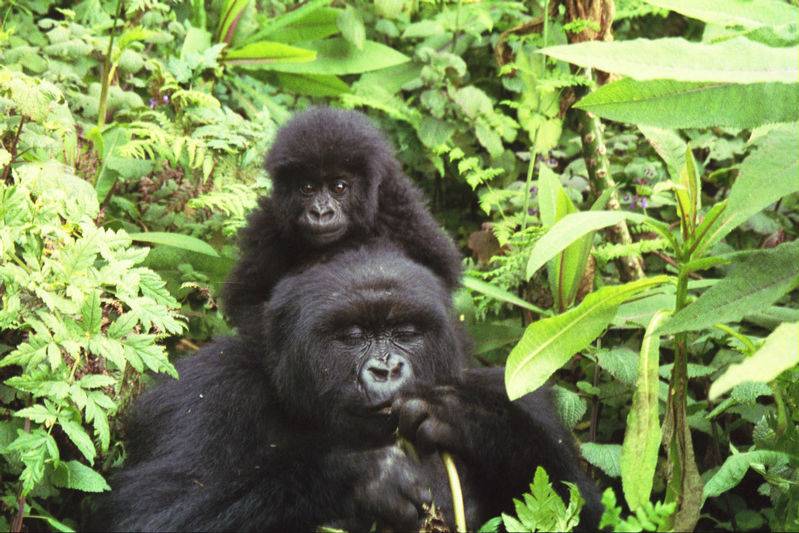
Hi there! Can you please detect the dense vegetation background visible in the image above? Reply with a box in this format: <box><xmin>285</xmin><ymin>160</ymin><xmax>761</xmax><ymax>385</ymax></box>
<box><xmin>1</xmin><ymin>0</ymin><xmax>798</xmax><ymax>531</ymax></box>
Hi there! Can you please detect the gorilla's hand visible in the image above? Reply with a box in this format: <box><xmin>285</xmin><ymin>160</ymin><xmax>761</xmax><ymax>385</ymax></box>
<box><xmin>337</xmin><ymin>445</ymin><xmax>433</xmax><ymax>531</ymax></box>
<box><xmin>392</xmin><ymin>384</ymin><xmax>503</xmax><ymax>461</ymax></box>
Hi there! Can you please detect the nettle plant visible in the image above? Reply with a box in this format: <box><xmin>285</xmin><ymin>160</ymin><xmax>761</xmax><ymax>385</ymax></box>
<box><xmin>0</xmin><ymin>70</ymin><xmax>182</xmax><ymax>531</ymax></box>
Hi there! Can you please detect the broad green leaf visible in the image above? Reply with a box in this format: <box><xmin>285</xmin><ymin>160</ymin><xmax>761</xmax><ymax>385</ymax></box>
<box><xmin>52</xmin><ymin>460</ymin><xmax>110</xmax><ymax>492</ymax></box>
<box><xmin>129</xmin><ymin>232</ymin><xmax>219</xmax><ymax>257</ymax></box>
<box><xmin>224</xmin><ymin>41</ymin><xmax>316</xmax><ymax>66</ymax></box>
<box><xmin>526</xmin><ymin>211</ymin><xmax>647</xmax><ymax>280</ymax></box>
<box><xmin>581</xmin><ymin>443</ymin><xmax>622</xmax><ymax>477</ymax></box>
<box><xmin>462</xmin><ymin>276</ymin><xmax>549</xmax><ymax>315</ymax></box>
<box><xmin>645</xmin><ymin>0</ymin><xmax>799</xmax><ymax>29</ymax></box>
<box><xmin>275</xmin><ymin>73</ymin><xmax>349</xmax><ymax>97</ymax></box>
<box><xmin>660</xmin><ymin>240</ymin><xmax>799</xmax><ymax>334</ymax></box>
<box><xmin>59</xmin><ymin>419</ymin><xmax>96</xmax><ymax>464</ymax></box>
<box><xmin>337</xmin><ymin>5</ymin><xmax>365</xmax><ymax>50</ymax></box>
<box><xmin>552</xmin><ymin>385</ymin><xmax>587</xmax><ymax>429</ymax></box>
<box><xmin>538</xmin><ymin>167</ymin><xmax>591</xmax><ymax>311</ymax></box>
<box><xmin>597</xmin><ymin>347</ymin><xmax>639</xmax><ymax>385</ymax></box>
<box><xmin>540</xmin><ymin>38</ymin><xmax>798</xmax><ymax>83</ymax></box>
<box><xmin>693</xmin><ymin>124</ymin><xmax>799</xmax><ymax>255</ymax></box>
<box><xmin>216</xmin><ymin>0</ymin><xmax>250</xmax><ymax>43</ymax></box>
<box><xmin>622</xmin><ymin>310</ymin><xmax>670</xmax><ymax>510</ymax></box>
<box><xmin>576</xmin><ymin>79</ymin><xmax>799</xmax><ymax>129</ymax></box>
<box><xmin>261</xmin><ymin>38</ymin><xmax>409</xmax><ymax>75</ymax></box>
<box><xmin>505</xmin><ymin>276</ymin><xmax>669</xmax><ymax>400</ymax></box>
<box><xmin>704</xmin><ymin>450</ymin><xmax>790</xmax><ymax>499</ymax></box>
<box><xmin>245</xmin><ymin>1</ymin><xmax>334</xmax><ymax>44</ymax></box>
<box><xmin>674</xmin><ymin>148</ymin><xmax>701</xmax><ymax>235</ymax></box>
<box><xmin>639</xmin><ymin>126</ymin><xmax>686</xmax><ymax>180</ymax></box>
<box><xmin>709</xmin><ymin>322</ymin><xmax>799</xmax><ymax>400</ymax></box>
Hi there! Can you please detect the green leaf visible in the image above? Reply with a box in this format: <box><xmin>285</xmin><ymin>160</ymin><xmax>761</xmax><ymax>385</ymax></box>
<box><xmin>463</xmin><ymin>276</ymin><xmax>549</xmax><ymax>315</ymax></box>
<box><xmin>581</xmin><ymin>442</ymin><xmax>622</xmax><ymax>477</ymax></box>
<box><xmin>709</xmin><ymin>322</ymin><xmax>799</xmax><ymax>400</ymax></box>
<box><xmin>224</xmin><ymin>41</ymin><xmax>316</xmax><ymax>66</ymax></box>
<box><xmin>576</xmin><ymin>79</ymin><xmax>799</xmax><ymax>129</ymax></box>
<box><xmin>244</xmin><ymin>1</ymin><xmax>334</xmax><ymax>44</ymax></box>
<box><xmin>597</xmin><ymin>347</ymin><xmax>639</xmax><ymax>385</ymax></box>
<box><xmin>704</xmin><ymin>450</ymin><xmax>790</xmax><ymax>499</ymax></box>
<box><xmin>505</xmin><ymin>276</ymin><xmax>669</xmax><ymax>400</ymax></box>
<box><xmin>77</xmin><ymin>375</ymin><xmax>116</xmax><ymax>389</ymax></box>
<box><xmin>59</xmin><ymin>419</ymin><xmax>96</xmax><ymax>464</ymax></box>
<box><xmin>128</xmin><ymin>232</ymin><xmax>219</xmax><ymax>257</ymax></box>
<box><xmin>540</xmin><ymin>37</ymin><xmax>798</xmax><ymax>83</ymax></box>
<box><xmin>538</xmin><ymin>167</ymin><xmax>592</xmax><ymax>311</ymax></box>
<box><xmin>660</xmin><ymin>240</ymin><xmax>799</xmax><ymax>334</ymax></box>
<box><xmin>552</xmin><ymin>385</ymin><xmax>587</xmax><ymax>429</ymax></box>
<box><xmin>638</xmin><ymin>126</ymin><xmax>686</xmax><ymax>180</ymax></box>
<box><xmin>622</xmin><ymin>310</ymin><xmax>669</xmax><ymax>510</ymax></box>
<box><xmin>52</xmin><ymin>460</ymin><xmax>110</xmax><ymax>493</ymax></box>
<box><xmin>337</xmin><ymin>5</ymin><xmax>365</xmax><ymax>50</ymax></box>
<box><xmin>81</xmin><ymin>291</ymin><xmax>102</xmax><ymax>335</ymax></box>
<box><xmin>275</xmin><ymin>73</ymin><xmax>349</xmax><ymax>97</ymax></box>
<box><xmin>693</xmin><ymin>124</ymin><xmax>799</xmax><ymax>254</ymax></box>
<box><xmin>645</xmin><ymin>0</ymin><xmax>799</xmax><ymax>28</ymax></box>
<box><xmin>216</xmin><ymin>0</ymin><xmax>250</xmax><ymax>43</ymax></box>
<box><xmin>261</xmin><ymin>38</ymin><xmax>409</xmax><ymax>75</ymax></box>
<box><xmin>526</xmin><ymin>211</ymin><xmax>647</xmax><ymax>280</ymax></box>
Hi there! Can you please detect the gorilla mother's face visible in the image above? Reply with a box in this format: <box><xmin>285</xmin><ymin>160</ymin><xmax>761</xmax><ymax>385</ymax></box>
<box><xmin>265</xmin><ymin>246</ymin><xmax>463</xmax><ymax>440</ymax></box>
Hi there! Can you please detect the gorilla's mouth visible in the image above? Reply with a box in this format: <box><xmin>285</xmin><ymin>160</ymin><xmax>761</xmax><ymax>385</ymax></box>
<box><xmin>305</xmin><ymin>223</ymin><xmax>347</xmax><ymax>244</ymax></box>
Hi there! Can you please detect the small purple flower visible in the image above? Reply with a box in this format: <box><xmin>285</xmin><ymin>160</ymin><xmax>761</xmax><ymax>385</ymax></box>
<box><xmin>530</xmin><ymin>185</ymin><xmax>538</xmax><ymax>195</ymax></box>
<box><xmin>640</xmin><ymin>197</ymin><xmax>648</xmax><ymax>209</ymax></box>
<box><xmin>528</xmin><ymin>208</ymin><xmax>539</xmax><ymax>216</ymax></box>
<box><xmin>148</xmin><ymin>98</ymin><xmax>157</xmax><ymax>109</ymax></box>
<box><xmin>162</xmin><ymin>94</ymin><xmax>169</xmax><ymax>104</ymax></box>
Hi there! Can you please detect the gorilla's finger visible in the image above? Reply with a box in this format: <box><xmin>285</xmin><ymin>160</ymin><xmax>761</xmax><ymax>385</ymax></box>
<box><xmin>396</xmin><ymin>398</ymin><xmax>430</xmax><ymax>439</ymax></box>
<box><xmin>416</xmin><ymin>418</ymin><xmax>458</xmax><ymax>453</ymax></box>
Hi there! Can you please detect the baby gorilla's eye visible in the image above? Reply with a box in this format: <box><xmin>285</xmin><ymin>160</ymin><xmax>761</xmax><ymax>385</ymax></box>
<box><xmin>339</xmin><ymin>325</ymin><xmax>364</xmax><ymax>345</ymax></box>
<box><xmin>332</xmin><ymin>180</ymin><xmax>348</xmax><ymax>195</ymax></box>
<box><xmin>300</xmin><ymin>182</ymin><xmax>316</xmax><ymax>195</ymax></box>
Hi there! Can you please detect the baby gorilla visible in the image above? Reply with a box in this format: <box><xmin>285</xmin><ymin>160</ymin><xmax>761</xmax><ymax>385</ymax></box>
<box><xmin>93</xmin><ymin>246</ymin><xmax>600</xmax><ymax>532</ymax></box>
<box><xmin>222</xmin><ymin>107</ymin><xmax>462</xmax><ymax>337</ymax></box>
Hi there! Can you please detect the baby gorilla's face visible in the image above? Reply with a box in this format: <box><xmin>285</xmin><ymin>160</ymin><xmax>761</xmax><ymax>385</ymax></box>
<box><xmin>294</xmin><ymin>175</ymin><xmax>352</xmax><ymax>246</ymax></box>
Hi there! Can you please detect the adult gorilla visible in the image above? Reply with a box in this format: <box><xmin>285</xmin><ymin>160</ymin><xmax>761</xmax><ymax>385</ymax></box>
<box><xmin>221</xmin><ymin>107</ymin><xmax>462</xmax><ymax>337</ymax></box>
<box><xmin>93</xmin><ymin>246</ymin><xmax>601</xmax><ymax>531</ymax></box>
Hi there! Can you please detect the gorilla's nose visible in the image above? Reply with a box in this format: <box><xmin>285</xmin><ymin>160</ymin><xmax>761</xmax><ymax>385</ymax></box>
<box><xmin>360</xmin><ymin>354</ymin><xmax>412</xmax><ymax>403</ymax></box>
<box><xmin>309</xmin><ymin>205</ymin><xmax>335</xmax><ymax>223</ymax></box>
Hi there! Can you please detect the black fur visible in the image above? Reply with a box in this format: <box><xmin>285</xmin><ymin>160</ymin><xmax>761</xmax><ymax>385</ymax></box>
<box><xmin>92</xmin><ymin>247</ymin><xmax>600</xmax><ymax>531</ymax></box>
<box><xmin>221</xmin><ymin>107</ymin><xmax>462</xmax><ymax>337</ymax></box>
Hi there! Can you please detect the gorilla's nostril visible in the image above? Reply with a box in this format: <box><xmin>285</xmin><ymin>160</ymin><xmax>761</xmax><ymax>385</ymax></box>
<box><xmin>368</xmin><ymin>366</ymin><xmax>390</xmax><ymax>382</ymax></box>
<box><xmin>390</xmin><ymin>361</ymin><xmax>404</xmax><ymax>378</ymax></box>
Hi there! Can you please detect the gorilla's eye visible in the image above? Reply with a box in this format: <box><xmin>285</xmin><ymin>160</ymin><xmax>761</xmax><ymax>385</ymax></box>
<box><xmin>332</xmin><ymin>180</ymin><xmax>348</xmax><ymax>195</ymax></box>
<box><xmin>394</xmin><ymin>325</ymin><xmax>420</xmax><ymax>341</ymax></box>
<box><xmin>339</xmin><ymin>325</ymin><xmax>364</xmax><ymax>344</ymax></box>
<box><xmin>300</xmin><ymin>182</ymin><xmax>316</xmax><ymax>195</ymax></box>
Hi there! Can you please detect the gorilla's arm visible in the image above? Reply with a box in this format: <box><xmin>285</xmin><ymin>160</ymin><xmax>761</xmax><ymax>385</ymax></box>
<box><xmin>394</xmin><ymin>367</ymin><xmax>603</xmax><ymax>529</ymax></box>
<box><xmin>92</xmin><ymin>339</ymin><xmax>430</xmax><ymax>532</ymax></box>
<box><xmin>220</xmin><ymin>200</ymin><xmax>296</xmax><ymax>332</ymax></box>
<box><xmin>376</xmin><ymin>173</ymin><xmax>463</xmax><ymax>292</ymax></box>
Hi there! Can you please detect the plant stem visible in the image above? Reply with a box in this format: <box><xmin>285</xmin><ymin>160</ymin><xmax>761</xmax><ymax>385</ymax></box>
<box><xmin>441</xmin><ymin>451</ymin><xmax>467</xmax><ymax>532</ymax></box>
<box><xmin>97</xmin><ymin>0</ymin><xmax>125</xmax><ymax>128</ymax></box>
<box><xmin>1</xmin><ymin>116</ymin><xmax>26</xmax><ymax>183</ymax></box>
<box><xmin>520</xmin><ymin>153</ymin><xmax>536</xmax><ymax>230</ymax></box>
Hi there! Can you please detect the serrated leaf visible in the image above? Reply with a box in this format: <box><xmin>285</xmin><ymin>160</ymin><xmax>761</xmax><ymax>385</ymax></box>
<box><xmin>552</xmin><ymin>385</ymin><xmax>587</xmax><ymax>429</ymax></box>
<box><xmin>660</xmin><ymin>240</ymin><xmax>799</xmax><ymax>334</ymax></box>
<box><xmin>597</xmin><ymin>347</ymin><xmax>639</xmax><ymax>385</ymax></box>
<box><xmin>540</xmin><ymin>37</ymin><xmax>798</xmax><ymax>83</ymax></box>
<box><xmin>693</xmin><ymin>124</ymin><xmax>799</xmax><ymax>254</ymax></box>
<box><xmin>81</xmin><ymin>291</ymin><xmax>102</xmax><ymax>334</ymax></box>
<box><xmin>52</xmin><ymin>460</ymin><xmax>110</xmax><ymax>493</ymax></box>
<box><xmin>581</xmin><ymin>442</ymin><xmax>622</xmax><ymax>477</ymax></box>
<box><xmin>136</xmin><ymin>268</ymin><xmax>179</xmax><ymax>307</ymax></box>
<box><xmin>704</xmin><ymin>450</ymin><xmax>789</xmax><ymax>499</ymax></box>
<box><xmin>14</xmin><ymin>405</ymin><xmax>57</xmax><ymax>426</ymax></box>
<box><xmin>622</xmin><ymin>310</ymin><xmax>669</xmax><ymax>509</ymax></box>
<box><xmin>59</xmin><ymin>419</ymin><xmax>96</xmax><ymax>464</ymax></box>
<box><xmin>77</xmin><ymin>374</ymin><xmax>116</xmax><ymax>389</ymax></box>
<box><xmin>645</xmin><ymin>0</ymin><xmax>799</xmax><ymax>28</ymax></box>
<box><xmin>505</xmin><ymin>276</ymin><xmax>669</xmax><ymax>400</ymax></box>
<box><xmin>128</xmin><ymin>232</ymin><xmax>219</xmax><ymax>257</ymax></box>
<box><xmin>709</xmin><ymin>322</ymin><xmax>799</xmax><ymax>400</ymax></box>
<box><xmin>576</xmin><ymin>79</ymin><xmax>799</xmax><ymax>129</ymax></box>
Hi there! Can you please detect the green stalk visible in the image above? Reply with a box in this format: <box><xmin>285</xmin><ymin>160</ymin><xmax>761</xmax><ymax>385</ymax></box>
<box><xmin>441</xmin><ymin>452</ymin><xmax>467</xmax><ymax>533</ymax></box>
<box><xmin>97</xmin><ymin>0</ymin><xmax>125</xmax><ymax>128</ymax></box>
